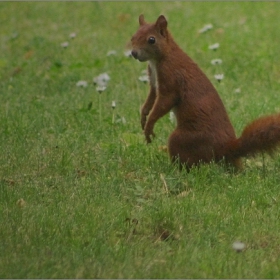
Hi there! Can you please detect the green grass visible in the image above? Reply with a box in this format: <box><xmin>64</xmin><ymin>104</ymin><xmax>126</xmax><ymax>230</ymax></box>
<box><xmin>1</xmin><ymin>2</ymin><xmax>280</xmax><ymax>278</ymax></box>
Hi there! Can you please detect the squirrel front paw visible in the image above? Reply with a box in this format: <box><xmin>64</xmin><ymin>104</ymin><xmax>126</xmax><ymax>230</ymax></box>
<box><xmin>144</xmin><ymin>127</ymin><xmax>155</xmax><ymax>143</ymax></box>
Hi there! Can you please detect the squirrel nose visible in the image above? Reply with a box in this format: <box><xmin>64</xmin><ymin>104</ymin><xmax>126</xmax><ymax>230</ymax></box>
<box><xmin>131</xmin><ymin>50</ymin><xmax>138</xmax><ymax>59</ymax></box>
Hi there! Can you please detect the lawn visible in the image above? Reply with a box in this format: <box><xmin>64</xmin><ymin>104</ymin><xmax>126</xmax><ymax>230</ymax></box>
<box><xmin>1</xmin><ymin>2</ymin><xmax>280</xmax><ymax>278</ymax></box>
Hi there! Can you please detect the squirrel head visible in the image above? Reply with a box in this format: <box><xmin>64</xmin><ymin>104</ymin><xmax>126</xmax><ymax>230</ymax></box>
<box><xmin>130</xmin><ymin>14</ymin><xmax>169</xmax><ymax>62</ymax></box>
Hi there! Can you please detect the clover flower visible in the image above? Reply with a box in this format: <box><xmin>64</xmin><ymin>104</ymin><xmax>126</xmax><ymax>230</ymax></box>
<box><xmin>214</xmin><ymin>74</ymin><xmax>224</xmax><ymax>82</ymax></box>
<box><xmin>61</xmin><ymin>41</ymin><xmax>69</xmax><ymax>48</ymax></box>
<box><xmin>16</xmin><ymin>198</ymin><xmax>26</xmax><ymax>208</ymax></box>
<box><xmin>111</xmin><ymin>100</ymin><xmax>116</xmax><ymax>109</ymax></box>
<box><xmin>208</xmin><ymin>43</ymin><xmax>220</xmax><ymax>50</ymax></box>
<box><xmin>69</xmin><ymin>32</ymin><xmax>76</xmax><ymax>39</ymax></box>
<box><xmin>96</xmin><ymin>86</ymin><xmax>106</xmax><ymax>93</ymax></box>
<box><xmin>76</xmin><ymin>80</ymin><xmax>88</xmax><ymax>88</ymax></box>
<box><xmin>138</xmin><ymin>75</ymin><xmax>149</xmax><ymax>83</ymax></box>
<box><xmin>232</xmin><ymin>241</ymin><xmax>246</xmax><ymax>253</ymax></box>
<box><xmin>169</xmin><ymin>111</ymin><xmax>176</xmax><ymax>124</ymax></box>
<box><xmin>198</xmin><ymin>24</ymin><xmax>213</xmax><ymax>33</ymax></box>
<box><xmin>93</xmin><ymin>72</ymin><xmax>110</xmax><ymax>87</ymax></box>
<box><xmin>124</xmin><ymin>50</ymin><xmax>132</xmax><ymax>57</ymax></box>
<box><xmin>116</xmin><ymin>116</ymin><xmax>126</xmax><ymax>124</ymax></box>
<box><xmin>107</xmin><ymin>50</ymin><xmax>117</xmax><ymax>56</ymax></box>
<box><xmin>111</xmin><ymin>101</ymin><xmax>116</xmax><ymax>124</ymax></box>
<box><xmin>211</xmin><ymin>59</ymin><xmax>223</xmax><ymax>65</ymax></box>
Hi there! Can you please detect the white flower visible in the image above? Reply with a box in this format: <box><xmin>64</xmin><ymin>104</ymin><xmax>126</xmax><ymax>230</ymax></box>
<box><xmin>169</xmin><ymin>111</ymin><xmax>176</xmax><ymax>124</ymax></box>
<box><xmin>214</xmin><ymin>74</ymin><xmax>224</xmax><ymax>82</ymax></box>
<box><xmin>107</xmin><ymin>50</ymin><xmax>117</xmax><ymax>56</ymax></box>
<box><xmin>69</xmin><ymin>32</ymin><xmax>76</xmax><ymax>39</ymax></box>
<box><xmin>61</xmin><ymin>41</ymin><xmax>69</xmax><ymax>48</ymax></box>
<box><xmin>138</xmin><ymin>75</ymin><xmax>149</xmax><ymax>83</ymax></box>
<box><xmin>93</xmin><ymin>73</ymin><xmax>110</xmax><ymax>87</ymax></box>
<box><xmin>16</xmin><ymin>198</ymin><xmax>26</xmax><ymax>208</ymax></box>
<box><xmin>211</xmin><ymin>59</ymin><xmax>223</xmax><ymax>65</ymax></box>
<box><xmin>209</xmin><ymin>43</ymin><xmax>220</xmax><ymax>50</ymax></box>
<box><xmin>124</xmin><ymin>50</ymin><xmax>132</xmax><ymax>57</ymax></box>
<box><xmin>234</xmin><ymin>88</ymin><xmax>241</xmax><ymax>93</ymax></box>
<box><xmin>98</xmin><ymin>72</ymin><xmax>110</xmax><ymax>82</ymax></box>
<box><xmin>96</xmin><ymin>86</ymin><xmax>106</xmax><ymax>93</ymax></box>
<box><xmin>116</xmin><ymin>116</ymin><xmax>126</xmax><ymax>124</ymax></box>
<box><xmin>198</xmin><ymin>24</ymin><xmax>213</xmax><ymax>33</ymax></box>
<box><xmin>232</xmin><ymin>241</ymin><xmax>246</xmax><ymax>252</ymax></box>
<box><xmin>111</xmin><ymin>100</ymin><xmax>116</xmax><ymax>109</ymax></box>
<box><xmin>76</xmin><ymin>80</ymin><xmax>88</xmax><ymax>88</ymax></box>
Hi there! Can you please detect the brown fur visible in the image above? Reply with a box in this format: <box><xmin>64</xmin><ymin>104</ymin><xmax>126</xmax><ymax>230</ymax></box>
<box><xmin>130</xmin><ymin>15</ymin><xmax>280</xmax><ymax>170</ymax></box>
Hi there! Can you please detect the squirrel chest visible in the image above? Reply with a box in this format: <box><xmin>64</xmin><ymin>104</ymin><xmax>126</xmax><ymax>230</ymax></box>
<box><xmin>149</xmin><ymin>61</ymin><xmax>158</xmax><ymax>90</ymax></box>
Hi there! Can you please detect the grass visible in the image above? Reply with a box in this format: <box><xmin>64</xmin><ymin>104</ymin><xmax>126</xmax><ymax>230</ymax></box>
<box><xmin>1</xmin><ymin>1</ymin><xmax>280</xmax><ymax>278</ymax></box>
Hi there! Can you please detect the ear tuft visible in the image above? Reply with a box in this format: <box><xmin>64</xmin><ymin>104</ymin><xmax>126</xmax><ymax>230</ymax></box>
<box><xmin>139</xmin><ymin>14</ymin><xmax>145</xmax><ymax>26</ymax></box>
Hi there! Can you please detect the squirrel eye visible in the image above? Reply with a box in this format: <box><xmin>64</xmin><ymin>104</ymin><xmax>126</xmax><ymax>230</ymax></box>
<box><xmin>148</xmin><ymin>36</ymin><xmax>156</xmax><ymax>44</ymax></box>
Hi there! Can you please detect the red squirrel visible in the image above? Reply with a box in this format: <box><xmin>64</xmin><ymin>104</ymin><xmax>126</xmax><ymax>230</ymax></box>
<box><xmin>130</xmin><ymin>14</ymin><xmax>280</xmax><ymax>170</ymax></box>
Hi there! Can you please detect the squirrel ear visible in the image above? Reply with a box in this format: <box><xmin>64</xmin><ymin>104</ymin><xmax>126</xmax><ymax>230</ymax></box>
<box><xmin>155</xmin><ymin>15</ymin><xmax>168</xmax><ymax>37</ymax></box>
<box><xmin>139</xmin><ymin>14</ymin><xmax>145</xmax><ymax>26</ymax></box>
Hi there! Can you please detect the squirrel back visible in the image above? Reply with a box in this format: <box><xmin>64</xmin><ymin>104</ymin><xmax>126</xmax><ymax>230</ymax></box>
<box><xmin>131</xmin><ymin>15</ymin><xmax>280</xmax><ymax>170</ymax></box>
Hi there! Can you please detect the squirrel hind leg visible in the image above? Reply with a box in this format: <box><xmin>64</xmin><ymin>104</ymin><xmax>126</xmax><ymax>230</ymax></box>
<box><xmin>169</xmin><ymin>151</ymin><xmax>196</xmax><ymax>171</ymax></box>
<box><xmin>168</xmin><ymin>129</ymin><xmax>214</xmax><ymax>169</ymax></box>
<box><xmin>168</xmin><ymin>129</ymin><xmax>243</xmax><ymax>172</ymax></box>
<box><xmin>223</xmin><ymin>157</ymin><xmax>243</xmax><ymax>173</ymax></box>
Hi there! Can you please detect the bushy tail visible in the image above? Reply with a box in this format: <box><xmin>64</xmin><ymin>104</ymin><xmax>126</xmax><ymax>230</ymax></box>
<box><xmin>228</xmin><ymin>114</ymin><xmax>280</xmax><ymax>159</ymax></box>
